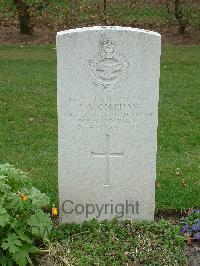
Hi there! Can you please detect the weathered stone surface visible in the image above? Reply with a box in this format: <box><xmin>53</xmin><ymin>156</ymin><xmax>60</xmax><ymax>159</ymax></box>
<box><xmin>57</xmin><ymin>26</ymin><xmax>161</xmax><ymax>223</ymax></box>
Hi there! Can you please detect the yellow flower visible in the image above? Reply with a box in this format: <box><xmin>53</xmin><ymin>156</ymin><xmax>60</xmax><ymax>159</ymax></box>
<box><xmin>18</xmin><ymin>191</ymin><xmax>28</xmax><ymax>201</ymax></box>
<box><xmin>52</xmin><ymin>207</ymin><xmax>58</xmax><ymax>217</ymax></box>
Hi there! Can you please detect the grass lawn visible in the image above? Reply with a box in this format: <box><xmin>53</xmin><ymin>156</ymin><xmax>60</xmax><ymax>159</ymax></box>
<box><xmin>0</xmin><ymin>44</ymin><xmax>199</xmax><ymax>210</ymax></box>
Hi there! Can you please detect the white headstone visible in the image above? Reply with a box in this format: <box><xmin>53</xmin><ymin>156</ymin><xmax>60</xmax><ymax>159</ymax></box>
<box><xmin>57</xmin><ymin>26</ymin><xmax>161</xmax><ymax>223</ymax></box>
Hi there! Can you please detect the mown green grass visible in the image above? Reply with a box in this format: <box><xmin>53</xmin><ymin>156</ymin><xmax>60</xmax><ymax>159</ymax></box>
<box><xmin>157</xmin><ymin>46</ymin><xmax>200</xmax><ymax>210</ymax></box>
<box><xmin>0</xmin><ymin>45</ymin><xmax>199</xmax><ymax>209</ymax></box>
<box><xmin>0</xmin><ymin>45</ymin><xmax>57</xmax><ymax>204</ymax></box>
<box><xmin>108</xmin><ymin>5</ymin><xmax>174</xmax><ymax>24</ymax></box>
<box><xmin>117</xmin><ymin>5</ymin><xmax>199</xmax><ymax>26</ymax></box>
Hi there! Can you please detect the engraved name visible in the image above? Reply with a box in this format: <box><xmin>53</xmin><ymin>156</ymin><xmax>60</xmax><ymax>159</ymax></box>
<box><xmin>65</xmin><ymin>95</ymin><xmax>154</xmax><ymax>130</ymax></box>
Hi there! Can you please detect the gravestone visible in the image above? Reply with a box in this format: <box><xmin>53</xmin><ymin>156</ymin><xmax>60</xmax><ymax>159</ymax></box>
<box><xmin>57</xmin><ymin>26</ymin><xmax>161</xmax><ymax>223</ymax></box>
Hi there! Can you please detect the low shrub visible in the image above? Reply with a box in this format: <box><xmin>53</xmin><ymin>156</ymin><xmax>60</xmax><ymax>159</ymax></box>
<box><xmin>37</xmin><ymin>219</ymin><xmax>187</xmax><ymax>265</ymax></box>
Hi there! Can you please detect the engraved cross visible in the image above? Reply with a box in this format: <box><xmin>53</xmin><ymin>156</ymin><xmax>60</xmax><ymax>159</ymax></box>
<box><xmin>91</xmin><ymin>134</ymin><xmax>124</xmax><ymax>186</ymax></box>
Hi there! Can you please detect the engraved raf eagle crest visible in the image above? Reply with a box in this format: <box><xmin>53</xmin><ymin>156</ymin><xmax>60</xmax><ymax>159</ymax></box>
<box><xmin>88</xmin><ymin>39</ymin><xmax>129</xmax><ymax>91</ymax></box>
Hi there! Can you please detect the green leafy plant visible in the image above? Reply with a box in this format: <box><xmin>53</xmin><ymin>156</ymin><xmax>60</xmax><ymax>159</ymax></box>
<box><xmin>0</xmin><ymin>163</ymin><xmax>52</xmax><ymax>266</ymax></box>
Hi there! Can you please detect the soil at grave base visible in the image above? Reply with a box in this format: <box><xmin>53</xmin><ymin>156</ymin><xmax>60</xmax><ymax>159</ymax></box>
<box><xmin>185</xmin><ymin>243</ymin><xmax>200</xmax><ymax>266</ymax></box>
<box><xmin>0</xmin><ymin>25</ymin><xmax>200</xmax><ymax>45</ymax></box>
<box><xmin>33</xmin><ymin>245</ymin><xmax>200</xmax><ymax>266</ymax></box>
